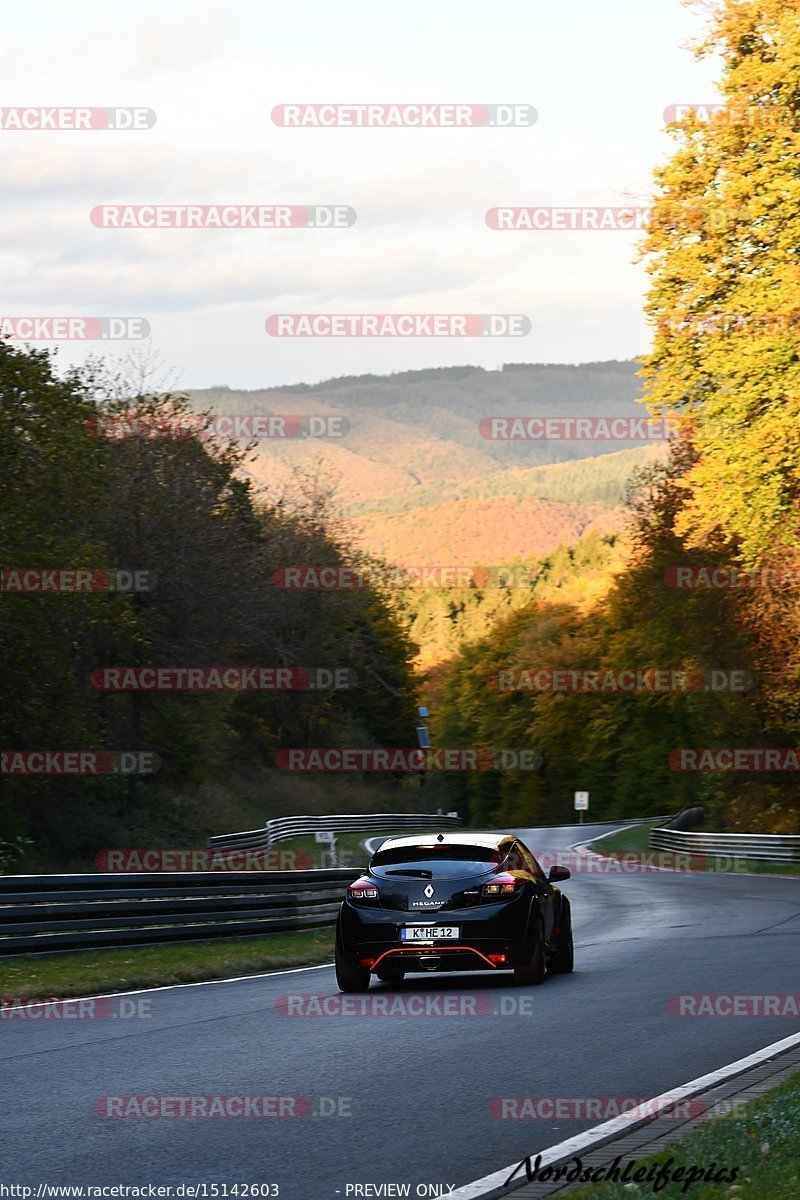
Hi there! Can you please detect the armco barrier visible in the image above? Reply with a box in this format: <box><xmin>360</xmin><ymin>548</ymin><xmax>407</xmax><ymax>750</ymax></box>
<box><xmin>207</xmin><ymin>811</ymin><xmax>462</xmax><ymax>852</ymax></box>
<box><xmin>649</xmin><ymin>826</ymin><xmax>800</xmax><ymax>864</ymax></box>
<box><xmin>0</xmin><ymin>817</ymin><xmax>464</xmax><ymax>958</ymax></box>
<box><xmin>0</xmin><ymin>868</ymin><xmax>359</xmax><ymax>957</ymax></box>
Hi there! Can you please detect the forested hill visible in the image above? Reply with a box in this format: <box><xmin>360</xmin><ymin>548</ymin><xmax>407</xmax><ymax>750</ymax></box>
<box><xmin>186</xmin><ymin>361</ymin><xmax>657</xmax><ymax>566</ymax></box>
<box><xmin>188</xmin><ymin>359</ymin><xmax>648</xmax><ymax>490</ymax></box>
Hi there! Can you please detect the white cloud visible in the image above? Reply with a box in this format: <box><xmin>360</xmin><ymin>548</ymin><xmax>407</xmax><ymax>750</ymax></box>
<box><xmin>0</xmin><ymin>0</ymin><xmax>719</xmax><ymax>385</ymax></box>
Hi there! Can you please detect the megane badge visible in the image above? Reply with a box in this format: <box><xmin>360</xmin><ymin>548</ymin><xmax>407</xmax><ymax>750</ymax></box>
<box><xmin>424</xmin><ymin>884</ymin><xmax>434</xmax><ymax>898</ymax></box>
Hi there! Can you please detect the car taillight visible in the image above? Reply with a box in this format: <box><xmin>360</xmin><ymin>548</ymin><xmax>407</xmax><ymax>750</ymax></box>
<box><xmin>347</xmin><ymin>878</ymin><xmax>379</xmax><ymax>903</ymax></box>
<box><xmin>481</xmin><ymin>873</ymin><xmax>522</xmax><ymax>901</ymax></box>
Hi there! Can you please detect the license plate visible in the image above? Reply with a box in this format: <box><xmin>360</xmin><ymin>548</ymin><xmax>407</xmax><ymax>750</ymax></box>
<box><xmin>401</xmin><ymin>926</ymin><xmax>460</xmax><ymax>941</ymax></box>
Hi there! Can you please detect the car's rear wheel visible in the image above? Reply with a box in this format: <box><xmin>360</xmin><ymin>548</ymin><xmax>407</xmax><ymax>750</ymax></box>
<box><xmin>375</xmin><ymin>963</ymin><xmax>405</xmax><ymax>983</ymax></box>
<box><xmin>335</xmin><ymin>944</ymin><xmax>371</xmax><ymax>992</ymax></box>
<box><xmin>550</xmin><ymin>908</ymin><xmax>574</xmax><ymax>974</ymax></box>
<box><xmin>514</xmin><ymin>914</ymin><xmax>546</xmax><ymax>985</ymax></box>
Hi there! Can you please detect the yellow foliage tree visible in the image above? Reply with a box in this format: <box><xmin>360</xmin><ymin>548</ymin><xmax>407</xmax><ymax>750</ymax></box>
<box><xmin>640</xmin><ymin>0</ymin><xmax>800</xmax><ymax>563</ymax></box>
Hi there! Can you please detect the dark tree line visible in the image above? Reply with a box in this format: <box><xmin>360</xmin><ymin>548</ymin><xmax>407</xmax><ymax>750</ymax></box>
<box><xmin>0</xmin><ymin>342</ymin><xmax>418</xmax><ymax>864</ymax></box>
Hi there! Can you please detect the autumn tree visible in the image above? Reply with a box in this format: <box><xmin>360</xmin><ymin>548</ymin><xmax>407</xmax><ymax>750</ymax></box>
<box><xmin>641</xmin><ymin>0</ymin><xmax>800</xmax><ymax>562</ymax></box>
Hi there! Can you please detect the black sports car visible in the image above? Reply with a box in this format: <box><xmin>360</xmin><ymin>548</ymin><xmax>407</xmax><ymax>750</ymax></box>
<box><xmin>335</xmin><ymin>832</ymin><xmax>573</xmax><ymax>991</ymax></box>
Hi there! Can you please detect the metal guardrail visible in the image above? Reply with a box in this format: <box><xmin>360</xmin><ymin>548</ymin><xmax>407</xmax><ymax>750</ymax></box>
<box><xmin>0</xmin><ymin>868</ymin><xmax>360</xmax><ymax>957</ymax></box>
<box><xmin>207</xmin><ymin>811</ymin><xmax>461</xmax><ymax>852</ymax></box>
<box><xmin>10</xmin><ymin>815</ymin><xmax>755</xmax><ymax>959</ymax></box>
<box><xmin>650</xmin><ymin>827</ymin><xmax>800</xmax><ymax>864</ymax></box>
<box><xmin>0</xmin><ymin>816</ymin><xmax>463</xmax><ymax>958</ymax></box>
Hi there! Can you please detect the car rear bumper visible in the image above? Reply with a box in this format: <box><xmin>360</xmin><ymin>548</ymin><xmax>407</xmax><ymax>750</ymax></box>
<box><xmin>338</xmin><ymin>899</ymin><xmax>532</xmax><ymax>974</ymax></box>
<box><xmin>367</xmin><ymin>943</ymin><xmax>512</xmax><ymax>973</ymax></box>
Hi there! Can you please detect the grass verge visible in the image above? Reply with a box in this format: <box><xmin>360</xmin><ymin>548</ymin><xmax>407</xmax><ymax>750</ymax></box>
<box><xmin>0</xmin><ymin>927</ymin><xmax>334</xmax><ymax>1003</ymax></box>
<box><xmin>586</xmin><ymin>821</ymin><xmax>800</xmax><ymax>877</ymax></box>
<box><xmin>585</xmin><ymin>821</ymin><xmax>659</xmax><ymax>857</ymax></box>
<box><xmin>567</xmin><ymin>1069</ymin><xmax>800</xmax><ymax>1199</ymax></box>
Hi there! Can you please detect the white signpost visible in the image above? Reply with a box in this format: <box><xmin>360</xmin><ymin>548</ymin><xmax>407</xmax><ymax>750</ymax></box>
<box><xmin>417</xmin><ymin>706</ymin><xmax>430</xmax><ymax>787</ymax></box>
<box><xmin>315</xmin><ymin>829</ymin><xmax>337</xmax><ymax>866</ymax></box>
<box><xmin>574</xmin><ymin>791</ymin><xmax>589</xmax><ymax>824</ymax></box>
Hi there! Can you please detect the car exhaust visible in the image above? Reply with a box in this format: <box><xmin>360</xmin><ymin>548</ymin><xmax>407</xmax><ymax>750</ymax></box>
<box><xmin>418</xmin><ymin>956</ymin><xmax>441</xmax><ymax>970</ymax></box>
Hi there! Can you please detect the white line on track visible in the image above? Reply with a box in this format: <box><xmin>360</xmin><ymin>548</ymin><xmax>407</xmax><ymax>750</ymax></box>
<box><xmin>449</xmin><ymin>1029</ymin><xmax>800</xmax><ymax>1199</ymax></box>
<box><xmin>0</xmin><ymin>961</ymin><xmax>334</xmax><ymax>1012</ymax></box>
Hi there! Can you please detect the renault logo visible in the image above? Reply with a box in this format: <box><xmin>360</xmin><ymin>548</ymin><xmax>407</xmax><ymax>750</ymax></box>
<box><xmin>424</xmin><ymin>884</ymin><xmax>434</xmax><ymax>898</ymax></box>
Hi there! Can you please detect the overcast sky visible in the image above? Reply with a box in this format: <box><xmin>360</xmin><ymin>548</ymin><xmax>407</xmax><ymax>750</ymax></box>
<box><xmin>1</xmin><ymin>0</ymin><xmax>722</xmax><ymax>389</ymax></box>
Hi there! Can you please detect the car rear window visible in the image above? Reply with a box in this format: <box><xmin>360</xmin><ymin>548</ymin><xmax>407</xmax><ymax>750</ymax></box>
<box><xmin>371</xmin><ymin>844</ymin><xmax>504</xmax><ymax>867</ymax></box>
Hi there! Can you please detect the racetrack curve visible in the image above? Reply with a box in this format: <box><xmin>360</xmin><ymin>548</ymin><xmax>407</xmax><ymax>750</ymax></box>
<box><xmin>2</xmin><ymin>821</ymin><xmax>798</xmax><ymax>1199</ymax></box>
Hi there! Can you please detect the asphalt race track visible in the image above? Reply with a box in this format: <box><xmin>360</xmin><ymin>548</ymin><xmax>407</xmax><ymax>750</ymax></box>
<box><xmin>2</xmin><ymin>821</ymin><xmax>799</xmax><ymax>1198</ymax></box>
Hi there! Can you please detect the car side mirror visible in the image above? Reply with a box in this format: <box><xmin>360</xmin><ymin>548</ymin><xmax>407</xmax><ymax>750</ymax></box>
<box><xmin>548</xmin><ymin>866</ymin><xmax>571</xmax><ymax>882</ymax></box>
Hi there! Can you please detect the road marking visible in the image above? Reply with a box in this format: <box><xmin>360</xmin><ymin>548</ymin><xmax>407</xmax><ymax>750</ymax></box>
<box><xmin>0</xmin><ymin>961</ymin><xmax>334</xmax><ymax>1012</ymax></box>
